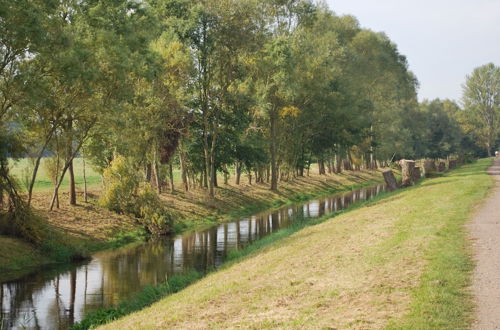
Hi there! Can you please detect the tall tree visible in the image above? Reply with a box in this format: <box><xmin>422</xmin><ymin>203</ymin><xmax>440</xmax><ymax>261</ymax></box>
<box><xmin>462</xmin><ymin>63</ymin><xmax>500</xmax><ymax>156</ymax></box>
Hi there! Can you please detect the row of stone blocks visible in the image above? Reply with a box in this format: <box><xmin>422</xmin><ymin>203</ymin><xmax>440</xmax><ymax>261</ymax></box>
<box><xmin>383</xmin><ymin>158</ymin><xmax>460</xmax><ymax>190</ymax></box>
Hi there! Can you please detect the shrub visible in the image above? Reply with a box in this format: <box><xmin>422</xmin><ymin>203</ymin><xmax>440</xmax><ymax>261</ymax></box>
<box><xmin>135</xmin><ymin>186</ymin><xmax>172</xmax><ymax>235</ymax></box>
<box><xmin>99</xmin><ymin>156</ymin><xmax>140</xmax><ymax>214</ymax></box>
<box><xmin>99</xmin><ymin>156</ymin><xmax>173</xmax><ymax>235</ymax></box>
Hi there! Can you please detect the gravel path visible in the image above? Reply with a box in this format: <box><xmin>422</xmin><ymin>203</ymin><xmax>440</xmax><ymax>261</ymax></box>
<box><xmin>470</xmin><ymin>158</ymin><xmax>500</xmax><ymax>329</ymax></box>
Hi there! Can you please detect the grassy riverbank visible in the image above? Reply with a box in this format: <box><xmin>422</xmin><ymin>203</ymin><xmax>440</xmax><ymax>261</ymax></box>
<box><xmin>1</xmin><ymin>165</ymin><xmax>384</xmax><ymax>280</ymax></box>
<box><xmin>99</xmin><ymin>158</ymin><xmax>492</xmax><ymax>329</ymax></box>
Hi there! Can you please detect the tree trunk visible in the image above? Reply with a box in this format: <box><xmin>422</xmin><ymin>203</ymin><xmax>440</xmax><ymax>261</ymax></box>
<box><xmin>153</xmin><ymin>149</ymin><xmax>161</xmax><ymax>194</ymax></box>
<box><xmin>247</xmin><ymin>168</ymin><xmax>252</xmax><ymax>185</ymax></box>
<box><xmin>49</xmin><ymin>125</ymin><xmax>93</xmax><ymax>211</ymax></box>
<box><xmin>318</xmin><ymin>159</ymin><xmax>326</xmax><ymax>175</ymax></box>
<box><xmin>168</xmin><ymin>162</ymin><xmax>175</xmax><ymax>193</ymax></box>
<box><xmin>486</xmin><ymin>142</ymin><xmax>492</xmax><ymax>157</ymax></box>
<box><xmin>223</xmin><ymin>165</ymin><xmax>229</xmax><ymax>185</ymax></box>
<box><xmin>67</xmin><ymin>118</ymin><xmax>77</xmax><ymax>206</ymax></box>
<box><xmin>55</xmin><ymin>152</ymin><xmax>60</xmax><ymax>209</ymax></box>
<box><xmin>28</xmin><ymin>128</ymin><xmax>56</xmax><ymax>206</ymax></box>
<box><xmin>235</xmin><ymin>161</ymin><xmax>241</xmax><ymax>185</ymax></box>
<box><xmin>68</xmin><ymin>158</ymin><xmax>76</xmax><ymax>205</ymax></box>
<box><xmin>213</xmin><ymin>166</ymin><xmax>218</xmax><ymax>188</ymax></box>
<box><xmin>179</xmin><ymin>142</ymin><xmax>189</xmax><ymax>191</ymax></box>
<box><xmin>335</xmin><ymin>152</ymin><xmax>342</xmax><ymax>173</ymax></box>
<box><xmin>83</xmin><ymin>156</ymin><xmax>88</xmax><ymax>203</ymax></box>
<box><xmin>145</xmin><ymin>163</ymin><xmax>152</xmax><ymax>182</ymax></box>
<box><xmin>270</xmin><ymin>109</ymin><xmax>278</xmax><ymax>191</ymax></box>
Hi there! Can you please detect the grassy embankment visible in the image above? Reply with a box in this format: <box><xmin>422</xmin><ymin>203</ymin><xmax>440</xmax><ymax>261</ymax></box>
<box><xmin>98</xmin><ymin>158</ymin><xmax>492</xmax><ymax>329</ymax></box>
<box><xmin>1</xmin><ymin>158</ymin><xmax>384</xmax><ymax>279</ymax></box>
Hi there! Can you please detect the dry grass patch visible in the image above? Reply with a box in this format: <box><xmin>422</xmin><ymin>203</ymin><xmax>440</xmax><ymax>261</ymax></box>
<box><xmin>29</xmin><ymin>191</ymin><xmax>139</xmax><ymax>243</ymax></box>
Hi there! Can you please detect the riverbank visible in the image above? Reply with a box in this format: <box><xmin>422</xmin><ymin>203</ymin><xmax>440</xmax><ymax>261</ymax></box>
<box><xmin>0</xmin><ymin>166</ymin><xmax>384</xmax><ymax>281</ymax></box>
<box><xmin>99</xmin><ymin>159</ymin><xmax>492</xmax><ymax>329</ymax></box>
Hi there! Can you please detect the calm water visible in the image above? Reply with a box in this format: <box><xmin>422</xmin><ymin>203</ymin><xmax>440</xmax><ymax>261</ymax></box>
<box><xmin>1</xmin><ymin>183</ymin><xmax>386</xmax><ymax>329</ymax></box>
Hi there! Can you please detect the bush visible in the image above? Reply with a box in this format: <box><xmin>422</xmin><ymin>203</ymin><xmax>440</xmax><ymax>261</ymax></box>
<box><xmin>135</xmin><ymin>186</ymin><xmax>172</xmax><ymax>235</ymax></box>
<box><xmin>99</xmin><ymin>156</ymin><xmax>140</xmax><ymax>214</ymax></box>
<box><xmin>100</xmin><ymin>156</ymin><xmax>172</xmax><ymax>235</ymax></box>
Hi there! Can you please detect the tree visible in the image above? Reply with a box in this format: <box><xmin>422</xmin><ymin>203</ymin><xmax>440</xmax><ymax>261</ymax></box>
<box><xmin>418</xmin><ymin>99</ymin><xmax>462</xmax><ymax>159</ymax></box>
<box><xmin>0</xmin><ymin>0</ymin><xmax>58</xmax><ymax>215</ymax></box>
<box><xmin>462</xmin><ymin>63</ymin><xmax>500</xmax><ymax>156</ymax></box>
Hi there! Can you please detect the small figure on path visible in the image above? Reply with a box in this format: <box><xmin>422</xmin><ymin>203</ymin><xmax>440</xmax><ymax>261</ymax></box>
<box><xmin>496</xmin><ymin>151</ymin><xmax>499</xmax><ymax>158</ymax></box>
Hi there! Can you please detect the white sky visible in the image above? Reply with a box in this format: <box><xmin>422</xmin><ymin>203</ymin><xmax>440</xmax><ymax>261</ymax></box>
<box><xmin>324</xmin><ymin>0</ymin><xmax>500</xmax><ymax>102</ymax></box>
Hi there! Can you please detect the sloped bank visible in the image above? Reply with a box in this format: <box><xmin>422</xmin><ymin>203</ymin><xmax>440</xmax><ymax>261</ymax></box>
<box><xmin>0</xmin><ymin>168</ymin><xmax>383</xmax><ymax>281</ymax></box>
<box><xmin>98</xmin><ymin>159</ymin><xmax>492</xmax><ymax>329</ymax></box>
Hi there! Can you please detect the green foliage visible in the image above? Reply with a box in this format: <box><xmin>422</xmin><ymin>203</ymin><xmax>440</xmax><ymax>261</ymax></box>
<box><xmin>414</xmin><ymin>99</ymin><xmax>463</xmax><ymax>159</ymax></box>
<box><xmin>99</xmin><ymin>156</ymin><xmax>140</xmax><ymax>214</ymax></box>
<box><xmin>71</xmin><ymin>270</ymin><xmax>202</xmax><ymax>330</ymax></box>
<box><xmin>461</xmin><ymin>63</ymin><xmax>500</xmax><ymax>156</ymax></box>
<box><xmin>100</xmin><ymin>156</ymin><xmax>172</xmax><ymax>235</ymax></box>
<box><xmin>135</xmin><ymin>186</ymin><xmax>173</xmax><ymax>235</ymax></box>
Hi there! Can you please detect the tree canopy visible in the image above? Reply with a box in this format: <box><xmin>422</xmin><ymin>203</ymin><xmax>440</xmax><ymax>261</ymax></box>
<box><xmin>0</xmin><ymin>0</ymin><xmax>488</xmax><ymax>235</ymax></box>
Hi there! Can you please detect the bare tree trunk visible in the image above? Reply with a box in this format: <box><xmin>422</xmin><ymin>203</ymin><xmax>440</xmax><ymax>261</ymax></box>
<box><xmin>179</xmin><ymin>141</ymin><xmax>189</xmax><ymax>191</ymax></box>
<box><xmin>208</xmin><ymin>131</ymin><xmax>218</xmax><ymax>196</ymax></box>
<box><xmin>168</xmin><ymin>162</ymin><xmax>175</xmax><ymax>193</ymax></box>
<box><xmin>68</xmin><ymin>159</ymin><xmax>76</xmax><ymax>205</ymax></box>
<box><xmin>223</xmin><ymin>164</ymin><xmax>229</xmax><ymax>185</ymax></box>
<box><xmin>486</xmin><ymin>142</ymin><xmax>492</xmax><ymax>157</ymax></box>
<box><xmin>235</xmin><ymin>161</ymin><xmax>241</xmax><ymax>185</ymax></box>
<box><xmin>335</xmin><ymin>149</ymin><xmax>342</xmax><ymax>174</ymax></box>
<box><xmin>67</xmin><ymin>119</ymin><xmax>77</xmax><ymax>206</ymax></box>
<box><xmin>49</xmin><ymin>124</ymin><xmax>94</xmax><ymax>211</ymax></box>
<box><xmin>153</xmin><ymin>148</ymin><xmax>161</xmax><ymax>194</ymax></box>
<box><xmin>28</xmin><ymin>128</ymin><xmax>56</xmax><ymax>206</ymax></box>
<box><xmin>83</xmin><ymin>156</ymin><xmax>88</xmax><ymax>203</ymax></box>
<box><xmin>0</xmin><ymin>185</ymin><xmax>3</xmax><ymax>210</ymax></box>
<box><xmin>318</xmin><ymin>158</ymin><xmax>326</xmax><ymax>175</ymax></box>
<box><xmin>145</xmin><ymin>163</ymin><xmax>152</xmax><ymax>182</ymax></box>
<box><xmin>270</xmin><ymin>109</ymin><xmax>278</xmax><ymax>191</ymax></box>
<box><xmin>55</xmin><ymin>151</ymin><xmax>60</xmax><ymax>209</ymax></box>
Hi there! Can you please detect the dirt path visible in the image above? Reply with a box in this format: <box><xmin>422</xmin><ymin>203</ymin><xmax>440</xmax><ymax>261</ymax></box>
<box><xmin>470</xmin><ymin>158</ymin><xmax>500</xmax><ymax>329</ymax></box>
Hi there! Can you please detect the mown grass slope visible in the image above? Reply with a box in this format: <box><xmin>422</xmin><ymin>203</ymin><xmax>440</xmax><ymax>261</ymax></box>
<box><xmin>100</xmin><ymin>159</ymin><xmax>493</xmax><ymax>329</ymax></box>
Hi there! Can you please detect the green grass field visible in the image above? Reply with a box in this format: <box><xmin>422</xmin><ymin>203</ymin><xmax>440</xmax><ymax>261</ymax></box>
<box><xmin>99</xmin><ymin>159</ymin><xmax>493</xmax><ymax>329</ymax></box>
<box><xmin>9</xmin><ymin>158</ymin><xmax>102</xmax><ymax>192</ymax></box>
<box><xmin>8</xmin><ymin>158</ymin><xmax>187</xmax><ymax>192</ymax></box>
